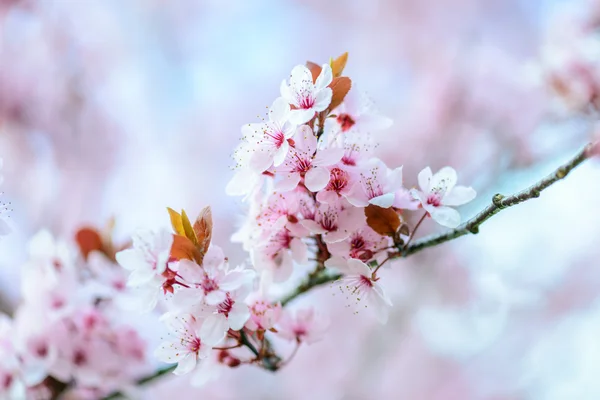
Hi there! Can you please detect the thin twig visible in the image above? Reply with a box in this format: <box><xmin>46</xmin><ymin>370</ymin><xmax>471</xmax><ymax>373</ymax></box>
<box><xmin>280</xmin><ymin>143</ymin><xmax>593</xmax><ymax>305</ymax></box>
<box><xmin>403</xmin><ymin>143</ymin><xmax>592</xmax><ymax>257</ymax></box>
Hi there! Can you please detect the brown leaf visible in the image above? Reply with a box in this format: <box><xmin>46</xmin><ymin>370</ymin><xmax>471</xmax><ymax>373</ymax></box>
<box><xmin>331</xmin><ymin>52</ymin><xmax>348</xmax><ymax>78</ymax></box>
<box><xmin>193</xmin><ymin>206</ymin><xmax>213</xmax><ymax>254</ymax></box>
<box><xmin>181</xmin><ymin>209</ymin><xmax>198</xmax><ymax>246</ymax></box>
<box><xmin>328</xmin><ymin>77</ymin><xmax>352</xmax><ymax>111</ymax></box>
<box><xmin>75</xmin><ymin>227</ymin><xmax>104</xmax><ymax>260</ymax></box>
<box><xmin>365</xmin><ymin>204</ymin><xmax>401</xmax><ymax>236</ymax></box>
<box><xmin>167</xmin><ymin>208</ymin><xmax>185</xmax><ymax>236</ymax></box>
<box><xmin>170</xmin><ymin>234</ymin><xmax>202</xmax><ymax>264</ymax></box>
<box><xmin>306</xmin><ymin>61</ymin><xmax>322</xmax><ymax>83</ymax></box>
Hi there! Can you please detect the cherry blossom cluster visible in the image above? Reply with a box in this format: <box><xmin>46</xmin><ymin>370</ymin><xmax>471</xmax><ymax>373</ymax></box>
<box><xmin>115</xmin><ymin>207</ymin><xmax>329</xmax><ymax>387</ymax></box>
<box><xmin>0</xmin><ymin>229</ymin><xmax>147</xmax><ymax>399</ymax></box>
<box><xmin>227</xmin><ymin>53</ymin><xmax>476</xmax><ymax>322</ymax></box>
<box><xmin>112</xmin><ymin>54</ymin><xmax>476</xmax><ymax>386</ymax></box>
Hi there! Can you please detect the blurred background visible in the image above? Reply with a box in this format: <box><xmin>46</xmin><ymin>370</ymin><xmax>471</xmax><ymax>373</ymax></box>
<box><xmin>1</xmin><ymin>0</ymin><xmax>599</xmax><ymax>399</ymax></box>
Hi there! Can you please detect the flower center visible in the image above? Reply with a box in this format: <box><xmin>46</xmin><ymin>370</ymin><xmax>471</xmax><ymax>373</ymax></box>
<box><xmin>217</xmin><ymin>294</ymin><xmax>234</xmax><ymax>317</ymax></box>
<box><xmin>188</xmin><ymin>337</ymin><xmax>202</xmax><ymax>353</ymax></box>
<box><xmin>319</xmin><ymin>211</ymin><xmax>338</xmax><ymax>232</ymax></box>
<box><xmin>201</xmin><ymin>276</ymin><xmax>219</xmax><ymax>294</ymax></box>
<box><xmin>326</xmin><ymin>168</ymin><xmax>349</xmax><ymax>193</ymax></box>
<box><xmin>426</xmin><ymin>193</ymin><xmax>442</xmax><ymax>207</ymax></box>
<box><xmin>264</xmin><ymin>126</ymin><xmax>285</xmax><ymax>148</ymax></box>
<box><xmin>337</xmin><ymin>113</ymin><xmax>356</xmax><ymax>132</ymax></box>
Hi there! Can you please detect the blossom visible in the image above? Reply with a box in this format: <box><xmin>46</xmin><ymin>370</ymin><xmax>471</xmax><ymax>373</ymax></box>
<box><xmin>315</xmin><ymin>164</ymin><xmax>357</xmax><ymax>205</ymax></box>
<box><xmin>410</xmin><ymin>166</ymin><xmax>476</xmax><ymax>228</ymax></box>
<box><xmin>277</xmin><ymin>308</ymin><xmax>329</xmax><ymax>344</ymax></box>
<box><xmin>242</xmin><ymin>97</ymin><xmax>296</xmax><ymax>172</ymax></box>
<box><xmin>115</xmin><ymin>229</ymin><xmax>173</xmax><ymax>286</ymax></box>
<box><xmin>245</xmin><ymin>273</ymin><xmax>282</xmax><ymax>331</ymax></box>
<box><xmin>251</xmin><ymin>228</ymin><xmax>307</xmax><ymax>282</ymax></box>
<box><xmin>154</xmin><ymin>313</ymin><xmax>213</xmax><ymax>376</ymax></box>
<box><xmin>274</xmin><ymin>125</ymin><xmax>344</xmax><ymax>192</ymax></box>
<box><xmin>347</xmin><ymin>158</ymin><xmax>417</xmax><ymax>209</ymax></box>
<box><xmin>176</xmin><ymin>245</ymin><xmax>255</xmax><ymax>306</ymax></box>
<box><xmin>332</xmin><ymin>89</ymin><xmax>392</xmax><ymax>134</ymax></box>
<box><xmin>327</xmin><ymin>226</ymin><xmax>390</xmax><ymax>262</ymax></box>
<box><xmin>300</xmin><ymin>205</ymin><xmax>365</xmax><ymax>244</ymax></box>
<box><xmin>280</xmin><ymin>64</ymin><xmax>333</xmax><ymax>125</ymax></box>
<box><xmin>325</xmin><ymin>257</ymin><xmax>392</xmax><ymax>324</ymax></box>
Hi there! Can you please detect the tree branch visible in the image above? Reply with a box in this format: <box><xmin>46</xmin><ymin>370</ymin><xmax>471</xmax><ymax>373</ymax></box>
<box><xmin>280</xmin><ymin>143</ymin><xmax>593</xmax><ymax>305</ymax></box>
<box><xmin>403</xmin><ymin>143</ymin><xmax>592</xmax><ymax>256</ymax></box>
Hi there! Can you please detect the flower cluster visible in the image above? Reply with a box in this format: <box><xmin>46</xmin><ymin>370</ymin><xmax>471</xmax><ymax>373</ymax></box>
<box><xmin>0</xmin><ymin>229</ymin><xmax>147</xmax><ymax>399</ymax></box>
<box><xmin>106</xmin><ymin>53</ymin><xmax>476</xmax><ymax>386</ymax></box>
<box><xmin>116</xmin><ymin>207</ymin><xmax>329</xmax><ymax>386</ymax></box>
<box><xmin>228</xmin><ymin>53</ymin><xmax>476</xmax><ymax>324</ymax></box>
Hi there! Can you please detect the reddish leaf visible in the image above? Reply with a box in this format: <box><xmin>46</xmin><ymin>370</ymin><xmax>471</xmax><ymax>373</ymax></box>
<box><xmin>193</xmin><ymin>206</ymin><xmax>213</xmax><ymax>254</ymax></box>
<box><xmin>170</xmin><ymin>234</ymin><xmax>202</xmax><ymax>264</ymax></box>
<box><xmin>365</xmin><ymin>204</ymin><xmax>401</xmax><ymax>236</ymax></box>
<box><xmin>75</xmin><ymin>227</ymin><xmax>104</xmax><ymax>260</ymax></box>
<box><xmin>328</xmin><ymin>77</ymin><xmax>352</xmax><ymax>111</ymax></box>
<box><xmin>306</xmin><ymin>61</ymin><xmax>322</xmax><ymax>83</ymax></box>
<box><xmin>331</xmin><ymin>52</ymin><xmax>348</xmax><ymax>78</ymax></box>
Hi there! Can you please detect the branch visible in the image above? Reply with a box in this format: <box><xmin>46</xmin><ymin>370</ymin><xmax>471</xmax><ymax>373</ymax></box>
<box><xmin>403</xmin><ymin>143</ymin><xmax>592</xmax><ymax>256</ymax></box>
<box><xmin>280</xmin><ymin>143</ymin><xmax>593</xmax><ymax>305</ymax></box>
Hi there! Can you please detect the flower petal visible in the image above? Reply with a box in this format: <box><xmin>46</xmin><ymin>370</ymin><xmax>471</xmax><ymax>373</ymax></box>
<box><xmin>305</xmin><ymin>167</ymin><xmax>330</xmax><ymax>192</ymax></box>
<box><xmin>418</xmin><ymin>167</ymin><xmax>432</xmax><ymax>192</ymax></box>
<box><xmin>369</xmin><ymin>193</ymin><xmax>395</xmax><ymax>208</ymax></box>
<box><xmin>443</xmin><ymin>186</ymin><xmax>477</xmax><ymax>207</ymax></box>
<box><xmin>430</xmin><ymin>206</ymin><xmax>461</xmax><ymax>228</ymax></box>
<box><xmin>199</xmin><ymin>315</ymin><xmax>228</xmax><ymax>346</ymax></box>
<box><xmin>431</xmin><ymin>167</ymin><xmax>457</xmax><ymax>193</ymax></box>
<box><xmin>315</xmin><ymin>64</ymin><xmax>333</xmax><ymax>90</ymax></box>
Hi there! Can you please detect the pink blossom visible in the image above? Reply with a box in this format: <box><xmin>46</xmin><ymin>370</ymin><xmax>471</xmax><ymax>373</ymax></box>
<box><xmin>154</xmin><ymin>313</ymin><xmax>213</xmax><ymax>376</ymax></box>
<box><xmin>315</xmin><ymin>164</ymin><xmax>358</xmax><ymax>205</ymax></box>
<box><xmin>332</xmin><ymin>89</ymin><xmax>392</xmax><ymax>134</ymax></box>
<box><xmin>176</xmin><ymin>245</ymin><xmax>255</xmax><ymax>306</ymax></box>
<box><xmin>410</xmin><ymin>166</ymin><xmax>476</xmax><ymax>228</ymax></box>
<box><xmin>347</xmin><ymin>158</ymin><xmax>417</xmax><ymax>209</ymax></box>
<box><xmin>273</xmin><ymin>125</ymin><xmax>344</xmax><ymax>192</ymax></box>
<box><xmin>277</xmin><ymin>308</ymin><xmax>329</xmax><ymax>344</ymax></box>
<box><xmin>327</xmin><ymin>226</ymin><xmax>390</xmax><ymax>262</ymax></box>
<box><xmin>280</xmin><ymin>64</ymin><xmax>333</xmax><ymax>125</ymax></box>
<box><xmin>242</xmin><ymin>97</ymin><xmax>296</xmax><ymax>172</ymax></box>
<box><xmin>300</xmin><ymin>205</ymin><xmax>365</xmax><ymax>244</ymax></box>
<box><xmin>116</xmin><ymin>229</ymin><xmax>173</xmax><ymax>286</ymax></box>
<box><xmin>325</xmin><ymin>257</ymin><xmax>393</xmax><ymax>324</ymax></box>
<box><xmin>251</xmin><ymin>228</ymin><xmax>308</xmax><ymax>282</ymax></box>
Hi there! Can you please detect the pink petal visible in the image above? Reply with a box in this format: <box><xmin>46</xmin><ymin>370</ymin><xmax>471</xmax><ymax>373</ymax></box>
<box><xmin>313</xmin><ymin>147</ymin><xmax>344</xmax><ymax>167</ymax></box>
<box><xmin>305</xmin><ymin>167</ymin><xmax>330</xmax><ymax>192</ymax></box>
<box><xmin>418</xmin><ymin>167</ymin><xmax>433</xmax><ymax>192</ymax></box>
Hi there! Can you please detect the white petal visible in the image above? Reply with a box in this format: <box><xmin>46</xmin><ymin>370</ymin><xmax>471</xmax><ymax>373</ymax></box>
<box><xmin>431</xmin><ymin>167</ymin><xmax>457</xmax><ymax>193</ymax></box>
<box><xmin>226</xmin><ymin>168</ymin><xmax>260</xmax><ymax>196</ymax></box>
<box><xmin>430</xmin><ymin>206</ymin><xmax>461</xmax><ymax>228</ymax></box>
<box><xmin>289</xmin><ymin>109</ymin><xmax>316</xmax><ymax>125</ymax></box>
<box><xmin>273</xmin><ymin>140</ymin><xmax>289</xmax><ymax>167</ymax></box>
<box><xmin>313</xmin><ymin>147</ymin><xmax>344</xmax><ymax>166</ymax></box>
<box><xmin>313</xmin><ymin>87</ymin><xmax>333</xmax><ymax>111</ymax></box>
<box><xmin>418</xmin><ymin>167</ymin><xmax>432</xmax><ymax>192</ymax></box>
<box><xmin>294</xmin><ymin>125</ymin><xmax>317</xmax><ymax>154</ymax></box>
<box><xmin>324</xmin><ymin>256</ymin><xmax>348</xmax><ymax>271</ymax></box>
<box><xmin>228</xmin><ymin>304</ymin><xmax>251</xmax><ymax>331</ymax></box>
<box><xmin>290</xmin><ymin>238</ymin><xmax>308</xmax><ymax>264</ymax></box>
<box><xmin>305</xmin><ymin>167</ymin><xmax>330</xmax><ymax>192</ymax></box>
<box><xmin>347</xmin><ymin>258</ymin><xmax>372</xmax><ymax>276</ymax></box>
<box><xmin>200</xmin><ymin>315</ymin><xmax>228</xmax><ymax>346</ymax></box>
<box><xmin>269</xmin><ymin>97</ymin><xmax>291</xmax><ymax>123</ymax></box>
<box><xmin>315</xmin><ymin>64</ymin><xmax>333</xmax><ymax>90</ymax></box>
<box><xmin>206</xmin><ymin>290</ymin><xmax>227</xmax><ymax>305</ymax></box>
<box><xmin>443</xmin><ymin>186</ymin><xmax>477</xmax><ymax>207</ymax></box>
<box><xmin>300</xmin><ymin>219</ymin><xmax>328</xmax><ymax>235</ymax></box>
<box><xmin>115</xmin><ymin>249</ymin><xmax>143</xmax><ymax>272</ymax></box>
<box><xmin>249</xmin><ymin>151</ymin><xmax>273</xmax><ymax>173</ymax></box>
<box><xmin>275</xmin><ymin>172</ymin><xmax>301</xmax><ymax>192</ymax></box>
<box><xmin>173</xmin><ymin>353</ymin><xmax>197</xmax><ymax>376</ymax></box>
<box><xmin>369</xmin><ymin>193</ymin><xmax>395</xmax><ymax>208</ymax></box>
